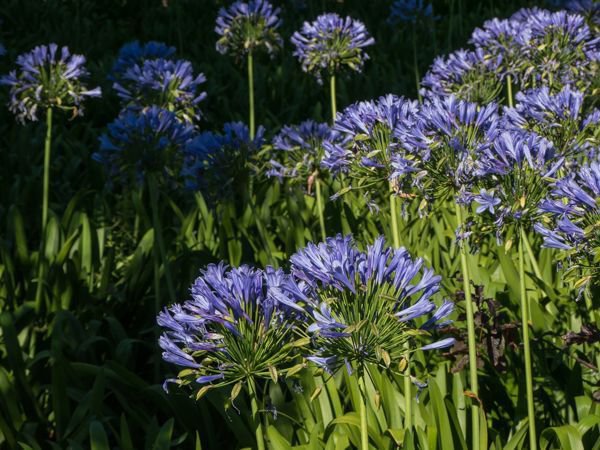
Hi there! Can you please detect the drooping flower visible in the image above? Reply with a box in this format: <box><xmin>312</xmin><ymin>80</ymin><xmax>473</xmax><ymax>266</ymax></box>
<box><xmin>158</xmin><ymin>263</ymin><xmax>306</xmax><ymax>393</ymax></box>
<box><xmin>287</xmin><ymin>235</ymin><xmax>454</xmax><ymax>374</ymax></box>
<box><xmin>215</xmin><ymin>0</ymin><xmax>282</xmax><ymax>59</ymax></box>
<box><xmin>93</xmin><ymin>106</ymin><xmax>195</xmax><ymax>185</ymax></box>
<box><xmin>0</xmin><ymin>43</ymin><xmax>101</xmax><ymax>123</ymax></box>
<box><xmin>267</xmin><ymin>120</ymin><xmax>336</xmax><ymax>186</ymax></box>
<box><xmin>398</xmin><ymin>95</ymin><xmax>500</xmax><ymax>204</ymax></box>
<box><xmin>535</xmin><ymin>158</ymin><xmax>600</xmax><ymax>284</ymax></box>
<box><xmin>471</xmin><ymin>131</ymin><xmax>563</xmax><ymax>238</ymax></box>
<box><xmin>291</xmin><ymin>13</ymin><xmax>375</xmax><ymax>83</ymax></box>
<box><xmin>420</xmin><ymin>48</ymin><xmax>504</xmax><ymax>104</ymax></box>
<box><xmin>503</xmin><ymin>86</ymin><xmax>600</xmax><ymax>156</ymax></box>
<box><xmin>183</xmin><ymin>122</ymin><xmax>265</xmax><ymax>200</ymax></box>
<box><xmin>109</xmin><ymin>41</ymin><xmax>176</xmax><ymax>81</ymax></box>
<box><xmin>113</xmin><ymin>58</ymin><xmax>207</xmax><ymax>124</ymax></box>
<box><xmin>321</xmin><ymin>94</ymin><xmax>421</xmax><ymax>201</ymax></box>
<box><xmin>388</xmin><ymin>0</ymin><xmax>435</xmax><ymax>24</ymax></box>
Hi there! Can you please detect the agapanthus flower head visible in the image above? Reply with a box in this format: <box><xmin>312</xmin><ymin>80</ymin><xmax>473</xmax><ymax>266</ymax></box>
<box><xmin>517</xmin><ymin>9</ymin><xmax>599</xmax><ymax>90</ymax></box>
<box><xmin>291</xmin><ymin>13</ymin><xmax>375</xmax><ymax>83</ymax></box>
<box><xmin>420</xmin><ymin>48</ymin><xmax>504</xmax><ymax>104</ymax></box>
<box><xmin>158</xmin><ymin>263</ymin><xmax>306</xmax><ymax>394</ymax></box>
<box><xmin>399</xmin><ymin>95</ymin><xmax>500</xmax><ymax>203</ymax></box>
<box><xmin>322</xmin><ymin>95</ymin><xmax>421</xmax><ymax>202</ymax></box>
<box><xmin>286</xmin><ymin>234</ymin><xmax>454</xmax><ymax>374</ymax></box>
<box><xmin>510</xmin><ymin>7</ymin><xmax>552</xmax><ymax>23</ymax></box>
<box><xmin>267</xmin><ymin>120</ymin><xmax>335</xmax><ymax>186</ymax></box>
<box><xmin>0</xmin><ymin>43</ymin><xmax>101</xmax><ymax>123</ymax></box>
<box><xmin>470</xmin><ymin>130</ymin><xmax>563</xmax><ymax>238</ymax></box>
<box><xmin>93</xmin><ymin>106</ymin><xmax>194</xmax><ymax>186</ymax></box>
<box><xmin>504</xmin><ymin>86</ymin><xmax>600</xmax><ymax>155</ymax></box>
<box><xmin>564</xmin><ymin>0</ymin><xmax>600</xmax><ymax>27</ymax></box>
<box><xmin>109</xmin><ymin>40</ymin><xmax>176</xmax><ymax>81</ymax></box>
<box><xmin>388</xmin><ymin>0</ymin><xmax>436</xmax><ymax>25</ymax></box>
<box><xmin>215</xmin><ymin>0</ymin><xmax>282</xmax><ymax>59</ymax></box>
<box><xmin>183</xmin><ymin>121</ymin><xmax>265</xmax><ymax>200</ymax></box>
<box><xmin>113</xmin><ymin>58</ymin><xmax>207</xmax><ymax>124</ymax></box>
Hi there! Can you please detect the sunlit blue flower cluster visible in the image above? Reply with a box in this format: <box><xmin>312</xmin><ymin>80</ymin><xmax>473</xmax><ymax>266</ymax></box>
<box><xmin>0</xmin><ymin>43</ymin><xmax>101</xmax><ymax>123</ymax></box>
<box><xmin>291</xmin><ymin>13</ymin><xmax>375</xmax><ymax>83</ymax></box>
<box><xmin>215</xmin><ymin>0</ymin><xmax>282</xmax><ymax>58</ymax></box>
<box><xmin>113</xmin><ymin>57</ymin><xmax>207</xmax><ymax>124</ymax></box>
<box><xmin>93</xmin><ymin>106</ymin><xmax>194</xmax><ymax>185</ymax></box>
<box><xmin>109</xmin><ymin>41</ymin><xmax>176</xmax><ymax>81</ymax></box>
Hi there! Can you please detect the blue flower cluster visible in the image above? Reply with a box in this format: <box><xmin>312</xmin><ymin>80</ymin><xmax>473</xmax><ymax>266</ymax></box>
<box><xmin>215</xmin><ymin>0</ymin><xmax>282</xmax><ymax>58</ymax></box>
<box><xmin>0</xmin><ymin>43</ymin><xmax>101</xmax><ymax>123</ymax></box>
<box><xmin>388</xmin><ymin>0</ymin><xmax>436</xmax><ymax>25</ymax></box>
<box><xmin>109</xmin><ymin>40</ymin><xmax>176</xmax><ymax>81</ymax></box>
<box><xmin>291</xmin><ymin>13</ymin><xmax>375</xmax><ymax>83</ymax></box>
<box><xmin>158</xmin><ymin>235</ymin><xmax>454</xmax><ymax>390</ymax></box>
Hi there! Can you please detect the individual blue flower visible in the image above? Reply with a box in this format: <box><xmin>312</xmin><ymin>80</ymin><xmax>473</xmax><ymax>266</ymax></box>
<box><xmin>536</xmin><ymin>158</ymin><xmax>600</xmax><ymax>284</ymax></box>
<box><xmin>215</xmin><ymin>0</ymin><xmax>282</xmax><ymax>59</ymax></box>
<box><xmin>183</xmin><ymin>122</ymin><xmax>265</xmax><ymax>199</ymax></box>
<box><xmin>388</xmin><ymin>0</ymin><xmax>435</xmax><ymax>24</ymax></box>
<box><xmin>322</xmin><ymin>95</ymin><xmax>421</xmax><ymax>201</ymax></box>
<box><xmin>109</xmin><ymin>40</ymin><xmax>176</xmax><ymax>81</ymax></box>
<box><xmin>158</xmin><ymin>263</ymin><xmax>306</xmax><ymax>394</ymax></box>
<box><xmin>504</xmin><ymin>86</ymin><xmax>600</xmax><ymax>155</ymax></box>
<box><xmin>291</xmin><ymin>13</ymin><xmax>375</xmax><ymax>83</ymax></box>
<box><xmin>93</xmin><ymin>106</ymin><xmax>194</xmax><ymax>185</ymax></box>
<box><xmin>113</xmin><ymin>58</ymin><xmax>207</xmax><ymax>124</ymax></box>
<box><xmin>287</xmin><ymin>235</ymin><xmax>454</xmax><ymax>374</ymax></box>
<box><xmin>267</xmin><ymin>120</ymin><xmax>336</xmax><ymax>186</ymax></box>
<box><xmin>420</xmin><ymin>48</ymin><xmax>504</xmax><ymax>104</ymax></box>
<box><xmin>0</xmin><ymin>43</ymin><xmax>101</xmax><ymax>123</ymax></box>
<box><xmin>471</xmin><ymin>131</ymin><xmax>563</xmax><ymax>237</ymax></box>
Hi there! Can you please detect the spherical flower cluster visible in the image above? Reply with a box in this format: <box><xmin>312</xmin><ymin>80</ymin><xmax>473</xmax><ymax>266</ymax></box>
<box><xmin>503</xmin><ymin>86</ymin><xmax>600</xmax><ymax>156</ymax></box>
<box><xmin>109</xmin><ymin>41</ymin><xmax>176</xmax><ymax>81</ymax></box>
<box><xmin>420</xmin><ymin>48</ymin><xmax>503</xmax><ymax>104</ymax></box>
<box><xmin>183</xmin><ymin>122</ymin><xmax>265</xmax><ymax>199</ymax></box>
<box><xmin>113</xmin><ymin>58</ymin><xmax>207</xmax><ymax>124</ymax></box>
<box><xmin>158</xmin><ymin>263</ymin><xmax>305</xmax><ymax>393</ymax></box>
<box><xmin>470</xmin><ymin>131</ymin><xmax>563</xmax><ymax>238</ymax></box>
<box><xmin>215</xmin><ymin>0</ymin><xmax>282</xmax><ymax>59</ymax></box>
<box><xmin>0</xmin><ymin>43</ymin><xmax>101</xmax><ymax>123</ymax></box>
<box><xmin>93</xmin><ymin>106</ymin><xmax>194</xmax><ymax>185</ymax></box>
<box><xmin>291</xmin><ymin>13</ymin><xmax>375</xmax><ymax>83</ymax></box>
<box><xmin>535</xmin><ymin>158</ymin><xmax>600</xmax><ymax>284</ymax></box>
<box><xmin>388</xmin><ymin>0</ymin><xmax>435</xmax><ymax>25</ymax></box>
<box><xmin>267</xmin><ymin>120</ymin><xmax>335</xmax><ymax>186</ymax></box>
<box><xmin>289</xmin><ymin>235</ymin><xmax>454</xmax><ymax>373</ymax></box>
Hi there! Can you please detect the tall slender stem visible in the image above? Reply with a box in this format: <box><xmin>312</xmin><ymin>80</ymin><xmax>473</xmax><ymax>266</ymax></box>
<box><xmin>507</xmin><ymin>75</ymin><xmax>514</xmax><ymax>108</ymax></box>
<box><xmin>247</xmin><ymin>377</ymin><xmax>266</xmax><ymax>450</ymax></box>
<box><xmin>248</xmin><ymin>51</ymin><xmax>255</xmax><ymax>140</ymax></box>
<box><xmin>454</xmin><ymin>202</ymin><xmax>480</xmax><ymax>450</ymax></box>
<box><xmin>519</xmin><ymin>227</ymin><xmax>537</xmax><ymax>450</ymax></box>
<box><xmin>315</xmin><ymin>177</ymin><xmax>327</xmax><ymax>241</ymax></box>
<box><xmin>148</xmin><ymin>174</ymin><xmax>176</xmax><ymax>304</ymax></box>
<box><xmin>34</xmin><ymin>107</ymin><xmax>53</xmax><ymax>312</ymax></box>
<box><xmin>359</xmin><ymin>372</ymin><xmax>369</xmax><ymax>450</ymax></box>
<box><xmin>522</xmin><ymin>232</ymin><xmax>543</xmax><ymax>281</ymax></box>
<box><xmin>389</xmin><ymin>187</ymin><xmax>412</xmax><ymax>430</ymax></box>
<box><xmin>412</xmin><ymin>24</ymin><xmax>422</xmax><ymax>103</ymax></box>
<box><xmin>329</xmin><ymin>74</ymin><xmax>337</xmax><ymax>124</ymax></box>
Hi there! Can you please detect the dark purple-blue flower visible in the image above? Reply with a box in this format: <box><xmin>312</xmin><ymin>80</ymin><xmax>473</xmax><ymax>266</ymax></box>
<box><xmin>215</xmin><ymin>0</ymin><xmax>282</xmax><ymax>58</ymax></box>
<box><xmin>109</xmin><ymin>41</ymin><xmax>176</xmax><ymax>81</ymax></box>
<box><xmin>0</xmin><ymin>43</ymin><xmax>101</xmax><ymax>123</ymax></box>
<box><xmin>158</xmin><ymin>263</ymin><xmax>306</xmax><ymax>393</ymax></box>
<box><xmin>388</xmin><ymin>0</ymin><xmax>435</xmax><ymax>24</ymax></box>
<box><xmin>93</xmin><ymin>106</ymin><xmax>194</xmax><ymax>185</ymax></box>
<box><xmin>291</xmin><ymin>13</ymin><xmax>375</xmax><ymax>83</ymax></box>
<box><xmin>113</xmin><ymin>58</ymin><xmax>207</xmax><ymax>124</ymax></box>
<box><xmin>287</xmin><ymin>235</ymin><xmax>454</xmax><ymax>373</ymax></box>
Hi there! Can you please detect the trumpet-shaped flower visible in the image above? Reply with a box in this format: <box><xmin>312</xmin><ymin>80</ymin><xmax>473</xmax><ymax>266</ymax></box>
<box><xmin>215</xmin><ymin>0</ymin><xmax>282</xmax><ymax>59</ymax></box>
<box><xmin>109</xmin><ymin>41</ymin><xmax>176</xmax><ymax>81</ymax></box>
<box><xmin>113</xmin><ymin>58</ymin><xmax>207</xmax><ymax>124</ymax></box>
<box><xmin>291</xmin><ymin>13</ymin><xmax>375</xmax><ymax>83</ymax></box>
<box><xmin>158</xmin><ymin>264</ymin><xmax>305</xmax><ymax>393</ymax></box>
<box><xmin>0</xmin><ymin>43</ymin><xmax>101</xmax><ymax>123</ymax></box>
<box><xmin>93</xmin><ymin>106</ymin><xmax>194</xmax><ymax>185</ymax></box>
<box><xmin>287</xmin><ymin>235</ymin><xmax>454</xmax><ymax>373</ymax></box>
